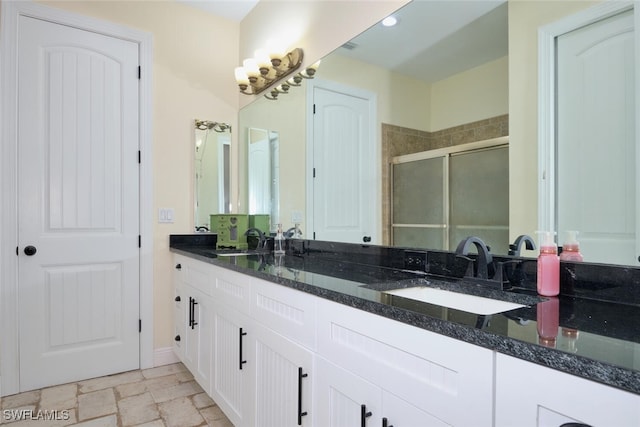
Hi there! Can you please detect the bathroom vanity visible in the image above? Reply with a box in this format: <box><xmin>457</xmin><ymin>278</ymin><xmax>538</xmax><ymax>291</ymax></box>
<box><xmin>170</xmin><ymin>236</ymin><xmax>640</xmax><ymax>427</ymax></box>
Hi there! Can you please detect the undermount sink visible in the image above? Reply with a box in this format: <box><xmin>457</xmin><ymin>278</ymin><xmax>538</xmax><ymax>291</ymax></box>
<box><xmin>383</xmin><ymin>286</ymin><xmax>526</xmax><ymax>315</ymax></box>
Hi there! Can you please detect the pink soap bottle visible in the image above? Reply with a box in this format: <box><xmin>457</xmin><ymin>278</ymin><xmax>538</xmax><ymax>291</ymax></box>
<box><xmin>536</xmin><ymin>231</ymin><xmax>559</xmax><ymax>296</ymax></box>
<box><xmin>559</xmin><ymin>230</ymin><xmax>584</xmax><ymax>262</ymax></box>
<box><xmin>537</xmin><ymin>297</ymin><xmax>559</xmax><ymax>348</ymax></box>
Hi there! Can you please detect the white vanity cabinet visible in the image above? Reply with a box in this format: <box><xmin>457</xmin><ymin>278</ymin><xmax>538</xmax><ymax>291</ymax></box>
<box><xmin>315</xmin><ymin>298</ymin><xmax>495</xmax><ymax>427</ymax></box>
<box><xmin>495</xmin><ymin>353</ymin><xmax>640</xmax><ymax>427</ymax></box>
<box><xmin>173</xmin><ymin>255</ymin><xmax>213</xmax><ymax>394</ymax></box>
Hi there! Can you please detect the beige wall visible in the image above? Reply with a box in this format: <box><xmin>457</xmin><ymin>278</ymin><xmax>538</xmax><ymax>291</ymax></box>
<box><xmin>508</xmin><ymin>0</ymin><xmax>599</xmax><ymax>244</ymax></box>
<box><xmin>37</xmin><ymin>0</ymin><xmax>240</xmax><ymax>351</ymax></box>
<box><xmin>431</xmin><ymin>56</ymin><xmax>508</xmax><ymax>131</ymax></box>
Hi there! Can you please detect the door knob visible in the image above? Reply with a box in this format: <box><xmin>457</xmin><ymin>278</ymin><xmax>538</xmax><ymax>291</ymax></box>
<box><xmin>24</xmin><ymin>245</ymin><xmax>37</xmax><ymax>256</ymax></box>
<box><xmin>363</xmin><ymin>236</ymin><xmax>371</xmax><ymax>243</ymax></box>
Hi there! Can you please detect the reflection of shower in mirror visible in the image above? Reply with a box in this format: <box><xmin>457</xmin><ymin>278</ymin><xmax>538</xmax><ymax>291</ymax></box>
<box><xmin>194</xmin><ymin>119</ymin><xmax>232</xmax><ymax>231</ymax></box>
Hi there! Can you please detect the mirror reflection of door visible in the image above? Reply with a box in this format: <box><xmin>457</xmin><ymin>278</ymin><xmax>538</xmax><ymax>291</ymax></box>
<box><xmin>194</xmin><ymin>120</ymin><xmax>231</xmax><ymax>230</ymax></box>
<box><xmin>554</xmin><ymin>7</ymin><xmax>638</xmax><ymax>265</ymax></box>
<box><xmin>248</xmin><ymin>128</ymin><xmax>279</xmax><ymax>227</ymax></box>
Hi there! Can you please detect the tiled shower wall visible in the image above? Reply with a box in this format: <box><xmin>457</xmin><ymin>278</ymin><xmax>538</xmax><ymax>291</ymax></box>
<box><xmin>381</xmin><ymin>114</ymin><xmax>509</xmax><ymax>245</ymax></box>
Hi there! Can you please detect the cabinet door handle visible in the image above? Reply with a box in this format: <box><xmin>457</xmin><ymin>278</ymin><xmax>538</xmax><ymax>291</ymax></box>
<box><xmin>361</xmin><ymin>404</ymin><xmax>372</xmax><ymax>427</ymax></box>
<box><xmin>175</xmin><ymin>263</ymin><xmax>182</xmax><ymax>270</ymax></box>
<box><xmin>382</xmin><ymin>417</ymin><xmax>393</xmax><ymax>427</ymax></box>
<box><xmin>297</xmin><ymin>367</ymin><xmax>308</xmax><ymax>425</ymax></box>
<box><xmin>189</xmin><ymin>297</ymin><xmax>198</xmax><ymax>329</ymax></box>
<box><xmin>239</xmin><ymin>327</ymin><xmax>247</xmax><ymax>370</ymax></box>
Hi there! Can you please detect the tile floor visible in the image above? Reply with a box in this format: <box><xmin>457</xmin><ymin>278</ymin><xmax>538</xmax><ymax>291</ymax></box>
<box><xmin>0</xmin><ymin>363</ymin><xmax>234</xmax><ymax>427</ymax></box>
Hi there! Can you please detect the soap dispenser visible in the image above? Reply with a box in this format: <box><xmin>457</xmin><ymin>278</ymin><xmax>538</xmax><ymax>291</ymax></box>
<box><xmin>559</xmin><ymin>230</ymin><xmax>584</xmax><ymax>262</ymax></box>
<box><xmin>274</xmin><ymin>223</ymin><xmax>285</xmax><ymax>255</ymax></box>
<box><xmin>536</xmin><ymin>231</ymin><xmax>559</xmax><ymax>296</ymax></box>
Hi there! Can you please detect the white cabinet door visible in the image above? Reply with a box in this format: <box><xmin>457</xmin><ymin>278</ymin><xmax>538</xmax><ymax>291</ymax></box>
<box><xmin>183</xmin><ymin>287</ymin><xmax>212</xmax><ymax>394</ymax></box>
<box><xmin>495</xmin><ymin>353</ymin><xmax>640</xmax><ymax>427</ymax></box>
<box><xmin>211</xmin><ymin>303</ymin><xmax>252</xmax><ymax>427</ymax></box>
<box><xmin>250</xmin><ymin>323</ymin><xmax>314</xmax><ymax>427</ymax></box>
<box><xmin>315</xmin><ymin>357</ymin><xmax>381</xmax><ymax>427</ymax></box>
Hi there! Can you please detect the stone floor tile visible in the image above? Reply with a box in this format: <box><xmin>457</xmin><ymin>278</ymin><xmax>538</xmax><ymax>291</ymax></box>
<box><xmin>141</xmin><ymin>364</ymin><xmax>186</xmax><ymax>380</ymax></box>
<box><xmin>114</xmin><ymin>381</ymin><xmax>147</xmax><ymax>399</ymax></box>
<box><xmin>158</xmin><ymin>397</ymin><xmax>203</xmax><ymax>427</ymax></box>
<box><xmin>78</xmin><ymin>371</ymin><xmax>143</xmax><ymax>394</ymax></box>
<box><xmin>150</xmin><ymin>381</ymin><xmax>202</xmax><ymax>404</ymax></box>
<box><xmin>175</xmin><ymin>370</ymin><xmax>194</xmax><ymax>383</ymax></box>
<box><xmin>117</xmin><ymin>392</ymin><xmax>159</xmax><ymax>427</ymax></box>
<box><xmin>133</xmin><ymin>420</ymin><xmax>165</xmax><ymax>427</ymax></box>
<box><xmin>77</xmin><ymin>389</ymin><xmax>116</xmax><ymax>421</ymax></box>
<box><xmin>40</xmin><ymin>384</ymin><xmax>78</xmax><ymax>411</ymax></box>
<box><xmin>70</xmin><ymin>414</ymin><xmax>117</xmax><ymax>427</ymax></box>
<box><xmin>142</xmin><ymin>375</ymin><xmax>180</xmax><ymax>392</ymax></box>
<box><xmin>191</xmin><ymin>393</ymin><xmax>214</xmax><ymax>409</ymax></box>
<box><xmin>1</xmin><ymin>391</ymin><xmax>40</xmax><ymax>410</ymax></box>
<box><xmin>198</xmin><ymin>405</ymin><xmax>227</xmax><ymax>424</ymax></box>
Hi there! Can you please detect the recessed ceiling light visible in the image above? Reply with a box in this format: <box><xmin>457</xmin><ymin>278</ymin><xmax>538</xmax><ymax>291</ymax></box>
<box><xmin>382</xmin><ymin>16</ymin><xmax>397</xmax><ymax>27</ymax></box>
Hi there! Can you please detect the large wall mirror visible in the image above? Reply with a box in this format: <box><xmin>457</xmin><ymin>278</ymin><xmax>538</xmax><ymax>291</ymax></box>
<box><xmin>237</xmin><ymin>0</ymin><xmax>639</xmax><ymax>266</ymax></box>
<box><xmin>194</xmin><ymin>119</ymin><xmax>231</xmax><ymax>230</ymax></box>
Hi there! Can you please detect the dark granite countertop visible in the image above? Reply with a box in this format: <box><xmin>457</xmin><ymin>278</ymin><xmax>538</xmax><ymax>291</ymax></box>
<box><xmin>169</xmin><ymin>235</ymin><xmax>640</xmax><ymax>396</ymax></box>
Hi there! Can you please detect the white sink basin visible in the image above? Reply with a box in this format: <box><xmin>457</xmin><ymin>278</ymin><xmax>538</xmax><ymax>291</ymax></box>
<box><xmin>383</xmin><ymin>286</ymin><xmax>526</xmax><ymax>315</ymax></box>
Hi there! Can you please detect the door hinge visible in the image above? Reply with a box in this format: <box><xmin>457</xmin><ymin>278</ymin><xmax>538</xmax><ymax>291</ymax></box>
<box><xmin>138</xmin><ymin>235</ymin><xmax>141</xmax><ymax>248</ymax></box>
<box><xmin>313</xmin><ymin>167</ymin><xmax>316</xmax><ymax>178</ymax></box>
<box><xmin>138</xmin><ymin>66</ymin><xmax>141</xmax><ymax>79</ymax></box>
<box><xmin>16</xmin><ymin>246</ymin><xmax>19</xmax><ymax>256</ymax></box>
<box><xmin>313</xmin><ymin>104</ymin><xmax>316</xmax><ymax>114</ymax></box>
<box><xmin>139</xmin><ymin>319</ymin><xmax>142</xmax><ymax>333</ymax></box>
<box><xmin>313</xmin><ymin>232</ymin><xmax>316</xmax><ymax>240</ymax></box>
<box><xmin>138</xmin><ymin>150</ymin><xmax>141</xmax><ymax>164</ymax></box>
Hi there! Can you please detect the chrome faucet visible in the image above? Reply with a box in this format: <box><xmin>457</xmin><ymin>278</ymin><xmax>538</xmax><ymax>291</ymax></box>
<box><xmin>244</xmin><ymin>227</ymin><xmax>267</xmax><ymax>249</ymax></box>
<box><xmin>508</xmin><ymin>234</ymin><xmax>536</xmax><ymax>257</ymax></box>
<box><xmin>455</xmin><ymin>236</ymin><xmax>494</xmax><ymax>280</ymax></box>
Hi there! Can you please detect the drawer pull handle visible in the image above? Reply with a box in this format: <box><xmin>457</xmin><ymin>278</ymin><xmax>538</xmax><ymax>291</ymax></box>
<box><xmin>361</xmin><ymin>404</ymin><xmax>372</xmax><ymax>427</ymax></box>
<box><xmin>297</xmin><ymin>367</ymin><xmax>308</xmax><ymax>425</ymax></box>
<box><xmin>239</xmin><ymin>328</ymin><xmax>247</xmax><ymax>370</ymax></box>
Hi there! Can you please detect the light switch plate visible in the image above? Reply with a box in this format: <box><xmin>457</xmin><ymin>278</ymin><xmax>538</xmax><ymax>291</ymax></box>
<box><xmin>158</xmin><ymin>208</ymin><xmax>175</xmax><ymax>223</ymax></box>
<box><xmin>291</xmin><ymin>210</ymin><xmax>303</xmax><ymax>224</ymax></box>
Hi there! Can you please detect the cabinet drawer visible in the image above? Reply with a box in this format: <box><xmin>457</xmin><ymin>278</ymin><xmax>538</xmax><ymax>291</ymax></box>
<box><xmin>174</xmin><ymin>254</ymin><xmax>213</xmax><ymax>296</ymax></box>
<box><xmin>251</xmin><ymin>278</ymin><xmax>317</xmax><ymax>350</ymax></box>
<box><xmin>211</xmin><ymin>265</ymin><xmax>252</xmax><ymax>315</ymax></box>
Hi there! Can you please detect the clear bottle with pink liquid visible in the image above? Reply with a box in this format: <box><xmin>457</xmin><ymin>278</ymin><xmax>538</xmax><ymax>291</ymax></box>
<box><xmin>537</xmin><ymin>231</ymin><xmax>560</xmax><ymax>296</ymax></box>
<box><xmin>559</xmin><ymin>230</ymin><xmax>584</xmax><ymax>262</ymax></box>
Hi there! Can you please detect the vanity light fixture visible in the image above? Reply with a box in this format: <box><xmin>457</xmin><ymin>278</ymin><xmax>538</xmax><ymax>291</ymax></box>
<box><xmin>234</xmin><ymin>46</ymin><xmax>321</xmax><ymax>101</ymax></box>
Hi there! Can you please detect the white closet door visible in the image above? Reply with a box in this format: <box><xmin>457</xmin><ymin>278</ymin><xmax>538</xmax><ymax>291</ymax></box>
<box><xmin>17</xmin><ymin>15</ymin><xmax>140</xmax><ymax>391</ymax></box>
<box><xmin>557</xmin><ymin>9</ymin><xmax>637</xmax><ymax>265</ymax></box>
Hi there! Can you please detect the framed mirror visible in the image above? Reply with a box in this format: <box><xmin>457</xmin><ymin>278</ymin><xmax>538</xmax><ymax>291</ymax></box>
<box><xmin>194</xmin><ymin>119</ymin><xmax>231</xmax><ymax>231</ymax></box>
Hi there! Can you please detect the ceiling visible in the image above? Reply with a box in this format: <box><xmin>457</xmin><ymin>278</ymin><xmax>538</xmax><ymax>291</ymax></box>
<box><xmin>339</xmin><ymin>0</ymin><xmax>508</xmax><ymax>84</ymax></box>
<box><xmin>177</xmin><ymin>0</ymin><xmax>508</xmax><ymax>84</ymax></box>
<box><xmin>175</xmin><ymin>0</ymin><xmax>259</xmax><ymax>22</ymax></box>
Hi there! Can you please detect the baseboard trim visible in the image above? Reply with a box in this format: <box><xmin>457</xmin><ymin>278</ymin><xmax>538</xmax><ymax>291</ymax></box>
<box><xmin>153</xmin><ymin>347</ymin><xmax>180</xmax><ymax>367</ymax></box>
